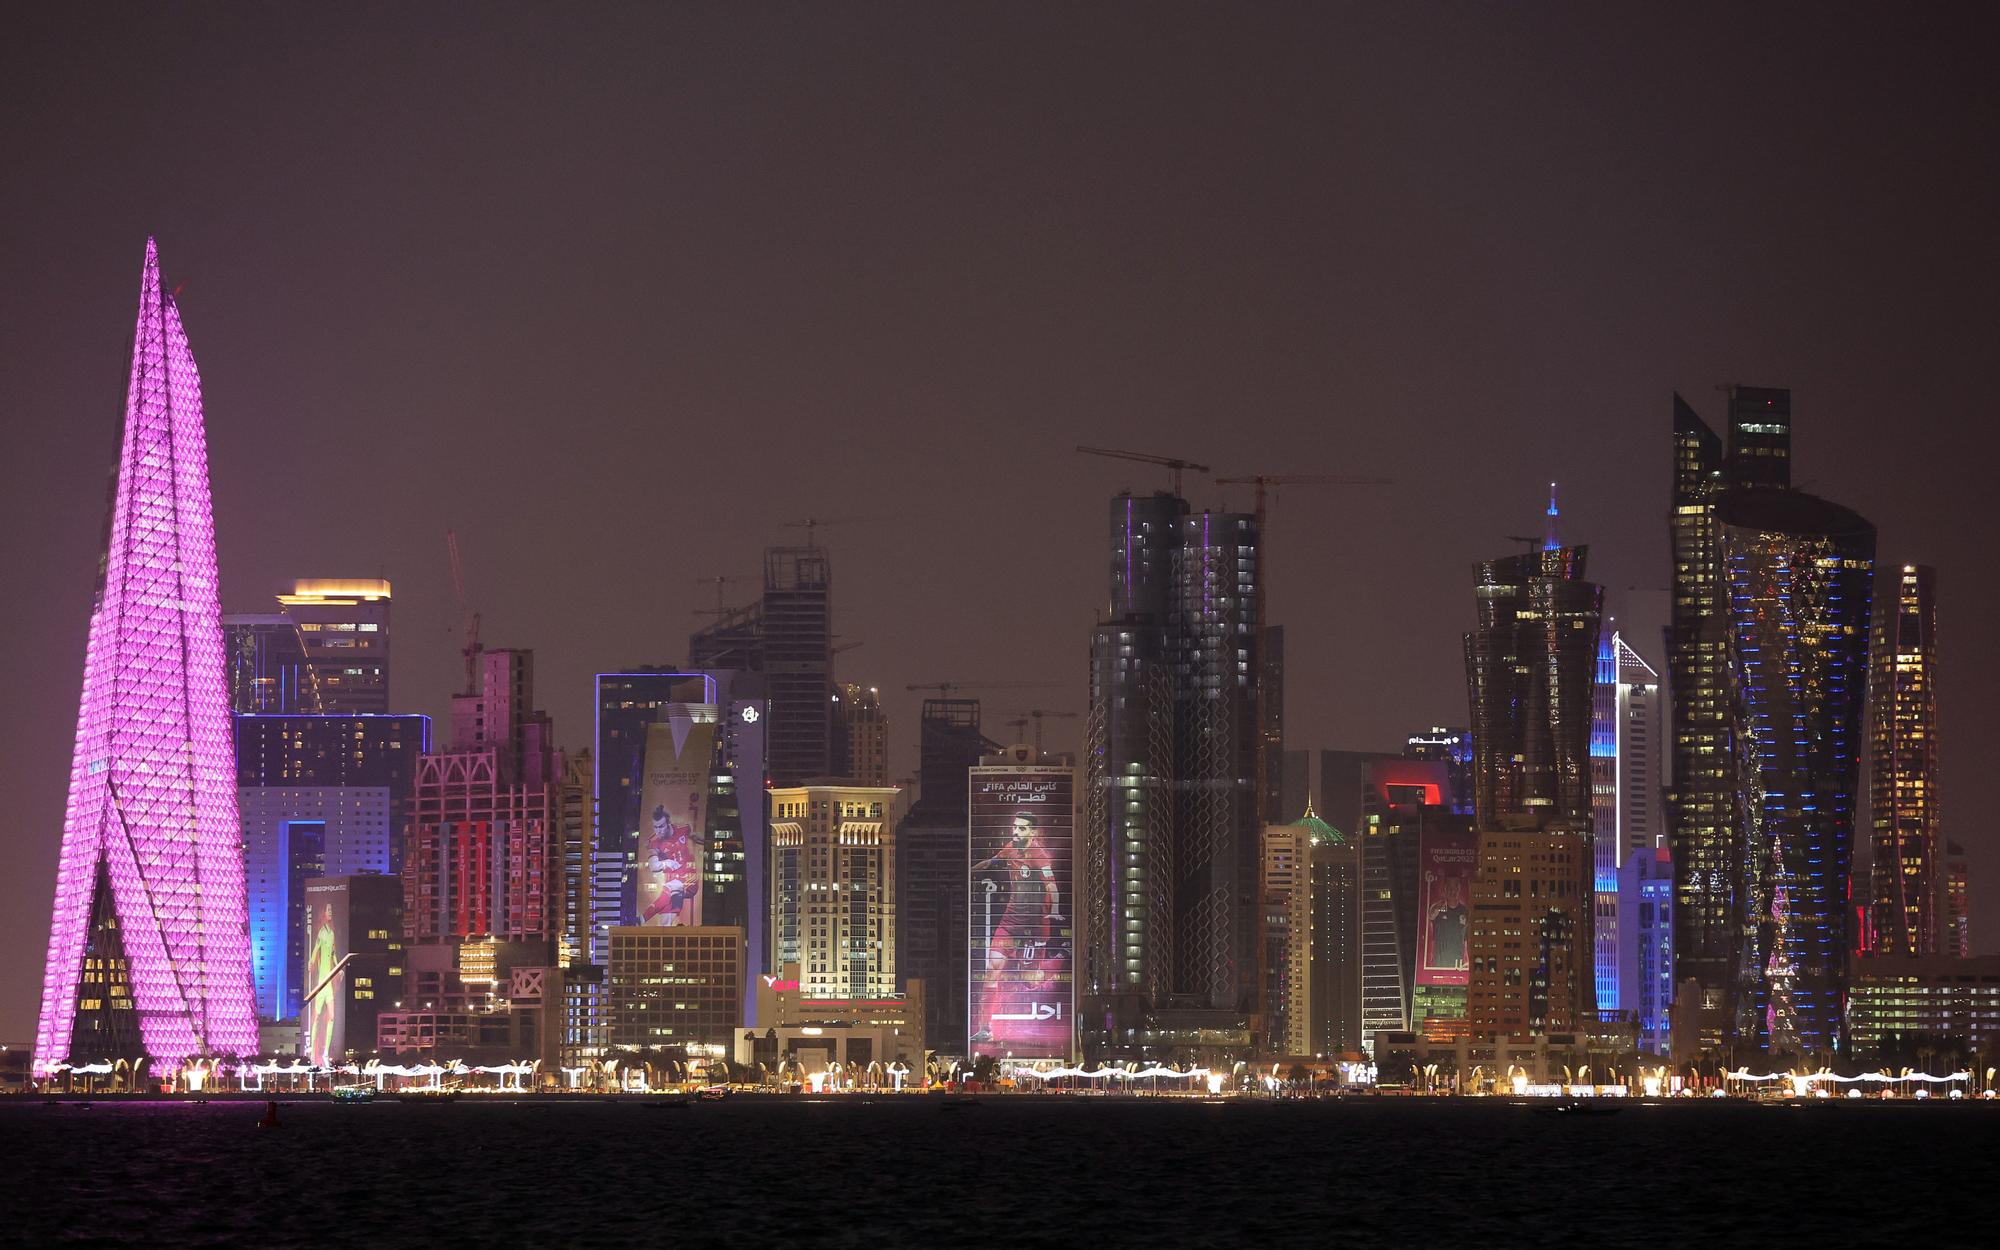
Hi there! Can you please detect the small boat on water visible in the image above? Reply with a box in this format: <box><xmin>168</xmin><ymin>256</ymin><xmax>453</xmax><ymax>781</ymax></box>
<box><xmin>643</xmin><ymin>1097</ymin><xmax>692</xmax><ymax>1109</ymax></box>
<box><xmin>332</xmin><ymin>1086</ymin><xmax>375</xmax><ymax>1104</ymax></box>
<box><xmin>1536</xmin><ymin>1100</ymin><xmax>1621</xmax><ymax>1117</ymax></box>
<box><xmin>698</xmin><ymin>1086</ymin><xmax>730</xmax><ymax>1102</ymax></box>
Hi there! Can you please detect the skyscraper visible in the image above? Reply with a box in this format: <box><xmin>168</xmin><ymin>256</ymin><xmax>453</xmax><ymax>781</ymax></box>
<box><xmin>1591</xmin><ymin>632</ymin><xmax>1661</xmax><ymax>1013</ymax></box>
<box><xmin>1945</xmin><ymin>841</ymin><xmax>1971</xmax><ymax>959</ymax></box>
<box><xmin>968</xmin><ymin>750</ymin><xmax>1077</xmax><ymax>1060</ymax></box>
<box><xmin>1262</xmin><ymin>812</ymin><xmax>1312</xmax><ymax>1054</ymax></box>
<box><xmin>403</xmin><ymin>649</ymin><xmax>561</xmax><ymax>948</ymax></box>
<box><xmin>299</xmin><ymin>874</ymin><xmax>404</xmax><ymax>1067</ymax></box>
<box><xmin>34</xmin><ymin>239</ymin><xmax>259</xmax><ymax>1073</ymax></box>
<box><xmin>1617</xmin><ymin>847</ymin><xmax>1674</xmax><ymax>1055</ymax></box>
<box><xmin>557</xmin><ymin>750</ymin><xmax>593</xmax><ymax>968</ymax></box>
<box><xmin>832</xmin><ymin>683</ymin><xmax>889</xmax><ymax>785</ymax></box>
<box><xmin>1304</xmin><ymin>805</ymin><xmax>1363</xmax><ymax>1057</ymax></box>
<box><xmin>1869</xmin><ymin>564</ymin><xmax>1942</xmax><ymax>958</ymax></box>
<box><xmin>895</xmin><ymin>698</ymin><xmax>999</xmax><ymax>1054</ymax></box>
<box><xmin>592</xmin><ymin>669</ymin><xmax>767</xmax><ymax>976</ymax></box>
<box><xmin>1463</xmin><ymin>525</ymin><xmax>1604</xmax><ymax>834</ymax></box>
<box><xmin>687</xmin><ymin>546</ymin><xmax>835</xmax><ymax>786</ymax></box>
<box><xmin>1462</xmin><ymin>499</ymin><xmax>1603</xmax><ymax>1041</ymax></box>
<box><xmin>1664</xmin><ymin>396</ymin><xmax>1733</xmax><ymax>1048</ymax></box>
<box><xmin>236</xmin><ymin>712</ymin><xmax>429</xmax><ymax>1020</ymax></box>
<box><xmin>223</xmin><ymin>614</ymin><xmax>321</xmax><ymax>713</ymax></box>
<box><xmin>770</xmin><ymin>783</ymin><xmax>901</xmax><ymax>998</ymax></box>
<box><xmin>1260</xmin><ymin>624</ymin><xmax>1287</xmax><ymax>825</ymax></box>
<box><xmin>1666</xmin><ymin>387</ymin><xmax>1875</xmax><ymax>1057</ymax></box>
<box><xmin>1082</xmin><ymin>493</ymin><xmax>1264</xmax><ymax>1055</ymax></box>
<box><xmin>916</xmin><ymin>699</ymin><xmax>997</xmax><ymax>823</ymax></box>
<box><xmin>275</xmin><ymin>579</ymin><xmax>392</xmax><ymax>714</ymax></box>
<box><xmin>1403</xmin><ymin>728</ymin><xmax>1473</xmax><ymax>816</ymax></box>
<box><xmin>1465</xmin><ymin>827</ymin><xmax>1589</xmax><ymax>1039</ymax></box>
<box><xmin>897</xmin><ymin>822</ymin><xmax>971</xmax><ymax>1054</ymax></box>
<box><xmin>1359</xmin><ymin>760</ymin><xmax>1475</xmax><ymax>1038</ymax></box>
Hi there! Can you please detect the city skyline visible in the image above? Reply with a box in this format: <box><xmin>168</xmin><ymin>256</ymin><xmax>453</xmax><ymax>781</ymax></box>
<box><xmin>3</xmin><ymin>5</ymin><xmax>1995</xmax><ymax>1044</ymax></box>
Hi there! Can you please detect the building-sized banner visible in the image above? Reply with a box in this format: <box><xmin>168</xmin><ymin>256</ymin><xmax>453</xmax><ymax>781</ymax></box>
<box><xmin>968</xmin><ymin>768</ymin><xmax>1074</xmax><ymax>1057</ymax></box>
<box><xmin>638</xmin><ymin>717</ymin><xmax>715</xmax><ymax>926</ymax></box>
<box><xmin>1416</xmin><ymin>826</ymin><xmax>1476</xmax><ymax>987</ymax></box>
<box><xmin>301</xmin><ymin>878</ymin><xmax>351</xmax><ymax>1066</ymax></box>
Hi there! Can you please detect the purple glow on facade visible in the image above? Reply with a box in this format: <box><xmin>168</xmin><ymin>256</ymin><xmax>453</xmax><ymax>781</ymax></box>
<box><xmin>33</xmin><ymin>239</ymin><xmax>258</xmax><ymax>1074</ymax></box>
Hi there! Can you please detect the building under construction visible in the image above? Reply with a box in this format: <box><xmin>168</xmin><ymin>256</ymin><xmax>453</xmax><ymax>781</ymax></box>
<box><xmin>688</xmin><ymin>544</ymin><xmax>835</xmax><ymax>786</ymax></box>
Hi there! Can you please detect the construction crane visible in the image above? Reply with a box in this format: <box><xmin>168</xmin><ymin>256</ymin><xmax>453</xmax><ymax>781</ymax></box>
<box><xmin>1213</xmin><ymin>472</ymin><xmax>1393</xmax><ymax>524</ymax></box>
<box><xmin>1209</xmin><ymin>470</ymin><xmax>1391</xmax><ymax>1052</ymax></box>
<box><xmin>445</xmin><ymin>529</ymin><xmax>481</xmax><ymax>697</ymax></box>
<box><xmin>693</xmin><ymin>574</ymin><xmax>755</xmax><ymax>617</ymax></box>
<box><xmin>904</xmin><ymin>681</ymin><xmax>1063</xmax><ymax>696</ymax></box>
<box><xmin>996</xmin><ymin>708</ymin><xmax>1080</xmax><ymax>755</ymax></box>
<box><xmin>1076</xmin><ymin>445</ymin><xmax>1212</xmax><ymax>496</ymax></box>
<box><xmin>780</xmin><ymin>515</ymin><xmax>881</xmax><ymax>547</ymax></box>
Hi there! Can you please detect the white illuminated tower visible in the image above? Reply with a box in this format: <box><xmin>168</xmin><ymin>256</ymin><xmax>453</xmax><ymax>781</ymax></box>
<box><xmin>1592</xmin><ymin>631</ymin><xmax>1661</xmax><ymax>1013</ymax></box>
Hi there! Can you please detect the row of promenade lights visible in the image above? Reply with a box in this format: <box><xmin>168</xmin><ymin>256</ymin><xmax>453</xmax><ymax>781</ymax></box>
<box><xmin>1408</xmin><ymin>1062</ymin><xmax>1995</xmax><ymax>1098</ymax></box>
<box><xmin>34</xmin><ymin>1057</ymin><xmax>1999</xmax><ymax>1097</ymax></box>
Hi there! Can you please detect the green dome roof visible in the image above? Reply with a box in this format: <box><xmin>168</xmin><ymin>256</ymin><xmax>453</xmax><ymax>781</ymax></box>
<box><xmin>1294</xmin><ymin>799</ymin><xmax>1345</xmax><ymax>846</ymax></box>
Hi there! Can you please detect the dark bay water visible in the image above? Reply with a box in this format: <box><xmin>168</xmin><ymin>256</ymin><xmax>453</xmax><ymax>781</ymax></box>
<box><xmin>0</xmin><ymin>1098</ymin><xmax>1989</xmax><ymax>1248</ymax></box>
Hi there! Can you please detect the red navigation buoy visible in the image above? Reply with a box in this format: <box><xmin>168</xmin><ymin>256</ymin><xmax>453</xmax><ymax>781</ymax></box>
<box><xmin>258</xmin><ymin>1100</ymin><xmax>282</xmax><ymax>1129</ymax></box>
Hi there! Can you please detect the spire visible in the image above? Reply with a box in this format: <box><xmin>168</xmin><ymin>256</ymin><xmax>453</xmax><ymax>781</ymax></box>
<box><xmin>34</xmin><ymin>239</ymin><xmax>258</xmax><ymax>1075</ymax></box>
<box><xmin>1543</xmin><ymin>481</ymin><xmax>1561</xmax><ymax>551</ymax></box>
<box><xmin>1294</xmin><ymin>797</ymin><xmax>1344</xmax><ymax>846</ymax></box>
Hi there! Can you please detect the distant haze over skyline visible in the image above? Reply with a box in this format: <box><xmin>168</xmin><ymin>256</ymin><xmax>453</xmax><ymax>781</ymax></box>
<box><xmin>2</xmin><ymin>4</ymin><xmax>1993</xmax><ymax>1038</ymax></box>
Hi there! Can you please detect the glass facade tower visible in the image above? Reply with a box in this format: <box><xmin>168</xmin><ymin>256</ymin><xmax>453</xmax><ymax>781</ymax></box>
<box><xmin>1868</xmin><ymin>564</ymin><xmax>1942</xmax><ymax>958</ymax></box>
<box><xmin>1667</xmin><ymin>387</ymin><xmax>1875</xmax><ymax>1057</ymax></box>
<box><xmin>1083</xmin><ymin>492</ymin><xmax>1264</xmax><ymax>1034</ymax></box>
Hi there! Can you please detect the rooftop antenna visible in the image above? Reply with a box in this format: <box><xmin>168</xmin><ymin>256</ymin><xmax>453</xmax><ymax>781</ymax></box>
<box><xmin>1543</xmin><ymin>481</ymin><xmax>1561</xmax><ymax>551</ymax></box>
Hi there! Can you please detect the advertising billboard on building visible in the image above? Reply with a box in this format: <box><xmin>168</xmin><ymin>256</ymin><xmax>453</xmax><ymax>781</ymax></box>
<box><xmin>637</xmin><ymin>716</ymin><xmax>716</xmax><ymax>927</ymax></box>
<box><xmin>301</xmin><ymin>878</ymin><xmax>351</xmax><ymax>1065</ymax></box>
<box><xmin>1415</xmin><ymin>826</ymin><xmax>1476</xmax><ymax>987</ymax></box>
<box><xmin>968</xmin><ymin>766</ymin><xmax>1074</xmax><ymax>1057</ymax></box>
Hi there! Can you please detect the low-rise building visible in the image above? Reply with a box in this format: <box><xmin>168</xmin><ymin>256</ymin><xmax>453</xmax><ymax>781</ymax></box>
<box><xmin>606</xmin><ymin>925</ymin><xmax>745</xmax><ymax>1057</ymax></box>
<box><xmin>736</xmin><ymin>964</ymin><xmax>925</xmax><ymax>1075</ymax></box>
<box><xmin>1848</xmin><ymin>955</ymin><xmax>2000</xmax><ymax>1062</ymax></box>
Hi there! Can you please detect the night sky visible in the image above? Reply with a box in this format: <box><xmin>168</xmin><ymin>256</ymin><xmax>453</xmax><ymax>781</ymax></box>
<box><xmin>2</xmin><ymin>4</ymin><xmax>1994</xmax><ymax>1039</ymax></box>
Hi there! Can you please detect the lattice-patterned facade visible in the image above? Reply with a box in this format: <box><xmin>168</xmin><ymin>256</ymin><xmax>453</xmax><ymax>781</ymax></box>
<box><xmin>403</xmin><ymin>649</ymin><xmax>562</xmax><ymax>949</ymax></box>
<box><xmin>34</xmin><ymin>239</ymin><xmax>258</xmax><ymax>1073</ymax></box>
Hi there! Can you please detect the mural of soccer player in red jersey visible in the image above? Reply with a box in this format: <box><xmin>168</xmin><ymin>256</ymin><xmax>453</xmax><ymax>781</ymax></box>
<box><xmin>637</xmin><ymin>718</ymin><xmax>714</xmax><ymax>927</ymax></box>
<box><xmin>968</xmin><ymin>769</ymin><xmax>1073</xmax><ymax>1057</ymax></box>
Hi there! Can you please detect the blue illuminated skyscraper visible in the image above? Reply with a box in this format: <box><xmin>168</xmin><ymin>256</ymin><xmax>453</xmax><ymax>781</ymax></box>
<box><xmin>1666</xmin><ymin>387</ymin><xmax>1874</xmax><ymax>1058</ymax></box>
<box><xmin>1618</xmin><ymin>847</ymin><xmax>1674</xmax><ymax>1055</ymax></box>
<box><xmin>1592</xmin><ymin>632</ymin><xmax>1661</xmax><ymax>1014</ymax></box>
<box><xmin>235</xmin><ymin>713</ymin><xmax>430</xmax><ymax>1022</ymax></box>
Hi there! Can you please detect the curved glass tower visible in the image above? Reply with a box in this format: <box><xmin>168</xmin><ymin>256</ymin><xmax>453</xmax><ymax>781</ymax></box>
<box><xmin>33</xmin><ymin>240</ymin><xmax>258</xmax><ymax>1074</ymax></box>
<box><xmin>1667</xmin><ymin>386</ymin><xmax>1874</xmax><ymax>1059</ymax></box>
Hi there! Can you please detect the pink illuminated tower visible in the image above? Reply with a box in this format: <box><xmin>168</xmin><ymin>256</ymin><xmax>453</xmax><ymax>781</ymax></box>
<box><xmin>33</xmin><ymin>239</ymin><xmax>259</xmax><ymax>1074</ymax></box>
